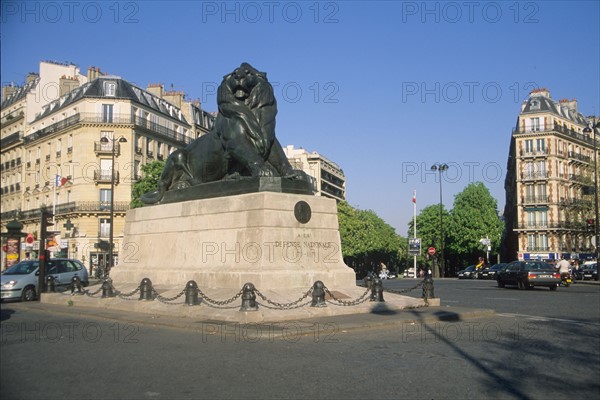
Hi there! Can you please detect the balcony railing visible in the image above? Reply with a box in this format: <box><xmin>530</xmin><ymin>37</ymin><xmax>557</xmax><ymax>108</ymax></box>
<box><xmin>519</xmin><ymin>149</ymin><xmax>548</xmax><ymax>157</ymax></box>
<box><xmin>568</xmin><ymin>151</ymin><xmax>591</xmax><ymax>164</ymax></box>
<box><xmin>94</xmin><ymin>170</ymin><xmax>120</xmax><ymax>183</ymax></box>
<box><xmin>516</xmin><ymin>221</ymin><xmax>588</xmax><ymax>230</ymax></box>
<box><xmin>513</xmin><ymin>123</ymin><xmax>596</xmax><ymax>146</ymax></box>
<box><xmin>1</xmin><ymin>201</ymin><xmax>132</xmax><ymax>222</ymax></box>
<box><xmin>521</xmin><ymin>171</ymin><xmax>548</xmax><ymax>180</ymax></box>
<box><xmin>94</xmin><ymin>142</ymin><xmax>121</xmax><ymax>155</ymax></box>
<box><xmin>133</xmin><ymin>115</ymin><xmax>193</xmax><ymax>146</ymax></box>
<box><xmin>521</xmin><ymin>195</ymin><xmax>549</xmax><ymax>204</ymax></box>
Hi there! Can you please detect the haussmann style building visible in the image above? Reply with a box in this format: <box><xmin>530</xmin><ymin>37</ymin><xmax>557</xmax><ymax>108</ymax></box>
<box><xmin>1</xmin><ymin>61</ymin><xmax>215</xmax><ymax>273</ymax></box>
<box><xmin>503</xmin><ymin>88</ymin><xmax>599</xmax><ymax>262</ymax></box>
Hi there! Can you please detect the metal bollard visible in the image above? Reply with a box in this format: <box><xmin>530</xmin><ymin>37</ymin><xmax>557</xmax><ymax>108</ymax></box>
<box><xmin>101</xmin><ymin>278</ymin><xmax>116</xmax><ymax>298</ymax></box>
<box><xmin>239</xmin><ymin>283</ymin><xmax>258</xmax><ymax>311</ymax></box>
<box><xmin>139</xmin><ymin>278</ymin><xmax>154</xmax><ymax>301</ymax></box>
<box><xmin>185</xmin><ymin>280</ymin><xmax>199</xmax><ymax>306</ymax></box>
<box><xmin>311</xmin><ymin>281</ymin><xmax>326</xmax><ymax>307</ymax></box>
<box><xmin>46</xmin><ymin>275</ymin><xmax>56</xmax><ymax>293</ymax></box>
<box><xmin>370</xmin><ymin>277</ymin><xmax>384</xmax><ymax>302</ymax></box>
<box><xmin>70</xmin><ymin>276</ymin><xmax>84</xmax><ymax>295</ymax></box>
<box><xmin>422</xmin><ymin>276</ymin><xmax>435</xmax><ymax>299</ymax></box>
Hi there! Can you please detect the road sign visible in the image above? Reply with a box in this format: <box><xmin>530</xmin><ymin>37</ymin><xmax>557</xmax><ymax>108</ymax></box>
<box><xmin>25</xmin><ymin>233</ymin><xmax>35</xmax><ymax>245</ymax></box>
<box><xmin>409</xmin><ymin>238</ymin><xmax>421</xmax><ymax>256</ymax></box>
<box><xmin>428</xmin><ymin>247</ymin><xmax>436</xmax><ymax>255</ymax></box>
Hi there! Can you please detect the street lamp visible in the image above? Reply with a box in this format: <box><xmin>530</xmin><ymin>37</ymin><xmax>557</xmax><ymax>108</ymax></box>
<box><xmin>583</xmin><ymin>120</ymin><xmax>599</xmax><ymax>267</ymax></box>
<box><xmin>100</xmin><ymin>135</ymin><xmax>127</xmax><ymax>278</ymax></box>
<box><xmin>431</xmin><ymin>163</ymin><xmax>448</xmax><ymax>277</ymax></box>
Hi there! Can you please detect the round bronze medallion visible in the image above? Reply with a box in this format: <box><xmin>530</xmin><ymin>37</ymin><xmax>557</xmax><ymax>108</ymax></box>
<box><xmin>294</xmin><ymin>201</ymin><xmax>311</xmax><ymax>224</ymax></box>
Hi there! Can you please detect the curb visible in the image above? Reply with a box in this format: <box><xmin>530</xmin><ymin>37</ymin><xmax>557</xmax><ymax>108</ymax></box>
<box><xmin>5</xmin><ymin>301</ymin><xmax>496</xmax><ymax>337</ymax></box>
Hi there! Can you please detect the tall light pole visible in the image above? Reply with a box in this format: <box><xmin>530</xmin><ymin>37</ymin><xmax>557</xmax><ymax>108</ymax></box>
<box><xmin>583</xmin><ymin>119</ymin><xmax>599</xmax><ymax>268</ymax></box>
<box><xmin>431</xmin><ymin>163</ymin><xmax>448</xmax><ymax>277</ymax></box>
<box><xmin>100</xmin><ymin>135</ymin><xmax>127</xmax><ymax>278</ymax></box>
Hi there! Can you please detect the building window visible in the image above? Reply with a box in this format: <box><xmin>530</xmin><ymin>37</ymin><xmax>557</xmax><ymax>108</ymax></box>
<box><xmin>99</xmin><ymin>218</ymin><xmax>111</xmax><ymax>238</ymax></box>
<box><xmin>100</xmin><ymin>131</ymin><xmax>114</xmax><ymax>151</ymax></box>
<box><xmin>536</xmin><ymin>138</ymin><xmax>545</xmax><ymax>152</ymax></box>
<box><xmin>527</xmin><ymin>234</ymin><xmax>536</xmax><ymax>249</ymax></box>
<box><xmin>527</xmin><ymin>211</ymin><xmax>536</xmax><ymax>227</ymax></box>
<box><xmin>525</xmin><ymin>139</ymin><xmax>533</xmax><ymax>153</ymax></box>
<box><xmin>538</xmin><ymin>210</ymin><xmax>548</xmax><ymax>227</ymax></box>
<box><xmin>100</xmin><ymin>189</ymin><xmax>112</xmax><ymax>210</ymax></box>
<box><xmin>538</xmin><ymin>184</ymin><xmax>547</xmax><ymax>200</ymax></box>
<box><xmin>104</xmin><ymin>81</ymin><xmax>116</xmax><ymax>97</ymax></box>
<box><xmin>531</xmin><ymin>117</ymin><xmax>540</xmax><ymax>132</ymax></box>
<box><xmin>102</xmin><ymin>104</ymin><xmax>113</xmax><ymax>123</ymax></box>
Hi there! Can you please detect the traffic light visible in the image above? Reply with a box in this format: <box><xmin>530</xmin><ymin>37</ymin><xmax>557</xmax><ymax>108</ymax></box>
<box><xmin>587</xmin><ymin>219</ymin><xmax>595</xmax><ymax>232</ymax></box>
<box><xmin>40</xmin><ymin>211</ymin><xmax>54</xmax><ymax>246</ymax></box>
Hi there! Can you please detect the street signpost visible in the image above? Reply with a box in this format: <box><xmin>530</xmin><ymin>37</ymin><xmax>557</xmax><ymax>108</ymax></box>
<box><xmin>428</xmin><ymin>247</ymin><xmax>436</xmax><ymax>256</ymax></box>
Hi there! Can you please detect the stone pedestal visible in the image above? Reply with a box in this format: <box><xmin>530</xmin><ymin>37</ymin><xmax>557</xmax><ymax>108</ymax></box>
<box><xmin>110</xmin><ymin>192</ymin><xmax>358</xmax><ymax>292</ymax></box>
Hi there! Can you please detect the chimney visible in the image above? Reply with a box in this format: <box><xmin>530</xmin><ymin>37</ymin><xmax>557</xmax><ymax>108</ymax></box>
<box><xmin>146</xmin><ymin>83</ymin><xmax>164</xmax><ymax>98</ymax></box>
<box><xmin>530</xmin><ymin>87</ymin><xmax>550</xmax><ymax>98</ymax></box>
<box><xmin>87</xmin><ymin>66</ymin><xmax>104</xmax><ymax>81</ymax></box>
<box><xmin>163</xmin><ymin>90</ymin><xmax>184</xmax><ymax>108</ymax></box>
<box><xmin>559</xmin><ymin>98</ymin><xmax>578</xmax><ymax>113</ymax></box>
<box><xmin>2</xmin><ymin>83</ymin><xmax>18</xmax><ymax>102</ymax></box>
<box><xmin>59</xmin><ymin>75</ymin><xmax>80</xmax><ymax>97</ymax></box>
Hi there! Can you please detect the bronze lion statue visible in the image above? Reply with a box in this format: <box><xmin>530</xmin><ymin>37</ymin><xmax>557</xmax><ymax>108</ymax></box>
<box><xmin>141</xmin><ymin>62</ymin><xmax>298</xmax><ymax>204</ymax></box>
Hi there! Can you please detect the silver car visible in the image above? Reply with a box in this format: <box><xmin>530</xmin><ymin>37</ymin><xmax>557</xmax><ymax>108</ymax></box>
<box><xmin>1</xmin><ymin>258</ymin><xmax>89</xmax><ymax>301</ymax></box>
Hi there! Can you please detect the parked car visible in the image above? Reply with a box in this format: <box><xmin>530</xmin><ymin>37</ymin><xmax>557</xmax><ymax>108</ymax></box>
<box><xmin>458</xmin><ymin>265</ymin><xmax>477</xmax><ymax>279</ymax></box>
<box><xmin>580</xmin><ymin>262</ymin><xmax>597</xmax><ymax>281</ymax></box>
<box><xmin>481</xmin><ymin>263</ymin><xmax>507</xmax><ymax>280</ymax></box>
<box><xmin>1</xmin><ymin>258</ymin><xmax>89</xmax><ymax>301</ymax></box>
<box><xmin>496</xmin><ymin>260</ymin><xmax>560</xmax><ymax>290</ymax></box>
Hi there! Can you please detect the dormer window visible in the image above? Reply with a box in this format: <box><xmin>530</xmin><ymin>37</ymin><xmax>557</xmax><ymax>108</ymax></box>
<box><xmin>530</xmin><ymin>100</ymin><xmax>540</xmax><ymax>110</ymax></box>
<box><xmin>104</xmin><ymin>81</ymin><xmax>116</xmax><ymax>97</ymax></box>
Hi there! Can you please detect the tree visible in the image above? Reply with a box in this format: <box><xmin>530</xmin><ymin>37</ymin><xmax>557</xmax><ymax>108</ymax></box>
<box><xmin>337</xmin><ymin>201</ymin><xmax>406</xmax><ymax>277</ymax></box>
<box><xmin>131</xmin><ymin>160</ymin><xmax>165</xmax><ymax>208</ymax></box>
<box><xmin>407</xmin><ymin>204</ymin><xmax>450</xmax><ymax>277</ymax></box>
<box><xmin>446</xmin><ymin>182</ymin><xmax>504</xmax><ymax>267</ymax></box>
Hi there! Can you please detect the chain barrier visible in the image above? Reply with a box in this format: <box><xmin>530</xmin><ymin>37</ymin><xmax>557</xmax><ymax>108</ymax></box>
<box><xmin>152</xmin><ymin>288</ymin><xmax>186</xmax><ymax>304</ymax></box>
<box><xmin>196</xmin><ymin>287</ymin><xmax>244</xmax><ymax>308</ymax></box>
<box><xmin>84</xmin><ymin>285</ymin><xmax>104</xmax><ymax>297</ymax></box>
<box><xmin>117</xmin><ymin>286</ymin><xmax>141</xmax><ymax>300</ymax></box>
<box><xmin>384</xmin><ymin>280</ymin><xmax>424</xmax><ymax>295</ymax></box>
<box><xmin>51</xmin><ymin>276</ymin><xmax>432</xmax><ymax>310</ymax></box>
<box><xmin>323</xmin><ymin>285</ymin><xmax>372</xmax><ymax>306</ymax></box>
<box><xmin>254</xmin><ymin>287</ymin><xmax>313</xmax><ymax>310</ymax></box>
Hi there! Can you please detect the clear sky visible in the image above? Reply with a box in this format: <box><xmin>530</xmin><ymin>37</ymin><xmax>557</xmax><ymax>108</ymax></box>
<box><xmin>2</xmin><ymin>0</ymin><xmax>599</xmax><ymax>235</ymax></box>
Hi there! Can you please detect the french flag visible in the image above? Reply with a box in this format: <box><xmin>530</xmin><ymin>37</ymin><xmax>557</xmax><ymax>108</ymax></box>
<box><xmin>412</xmin><ymin>191</ymin><xmax>416</xmax><ymax>203</ymax></box>
<box><xmin>55</xmin><ymin>175</ymin><xmax>68</xmax><ymax>187</ymax></box>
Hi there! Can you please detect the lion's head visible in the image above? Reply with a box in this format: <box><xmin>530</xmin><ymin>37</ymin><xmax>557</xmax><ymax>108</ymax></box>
<box><xmin>223</xmin><ymin>62</ymin><xmax>267</xmax><ymax>101</ymax></box>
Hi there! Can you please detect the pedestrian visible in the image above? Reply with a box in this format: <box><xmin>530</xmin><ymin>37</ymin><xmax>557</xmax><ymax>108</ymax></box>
<box><xmin>556</xmin><ymin>256</ymin><xmax>570</xmax><ymax>280</ymax></box>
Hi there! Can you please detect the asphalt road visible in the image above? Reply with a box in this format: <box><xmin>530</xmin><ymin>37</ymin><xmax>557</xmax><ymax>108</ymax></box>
<box><xmin>1</xmin><ymin>279</ymin><xmax>599</xmax><ymax>400</ymax></box>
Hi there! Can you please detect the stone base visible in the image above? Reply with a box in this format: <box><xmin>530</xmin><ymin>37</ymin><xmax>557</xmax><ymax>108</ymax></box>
<box><xmin>110</xmin><ymin>192</ymin><xmax>357</xmax><ymax>292</ymax></box>
<box><xmin>160</xmin><ymin>176</ymin><xmax>314</xmax><ymax>204</ymax></box>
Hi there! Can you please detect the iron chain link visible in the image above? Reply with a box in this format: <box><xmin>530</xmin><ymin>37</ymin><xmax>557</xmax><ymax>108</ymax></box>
<box><xmin>323</xmin><ymin>285</ymin><xmax>372</xmax><ymax>306</ymax></box>
<box><xmin>254</xmin><ymin>288</ymin><xmax>313</xmax><ymax>310</ymax></box>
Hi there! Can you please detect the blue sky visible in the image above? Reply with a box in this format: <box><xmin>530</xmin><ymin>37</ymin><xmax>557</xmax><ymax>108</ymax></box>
<box><xmin>2</xmin><ymin>1</ymin><xmax>599</xmax><ymax>235</ymax></box>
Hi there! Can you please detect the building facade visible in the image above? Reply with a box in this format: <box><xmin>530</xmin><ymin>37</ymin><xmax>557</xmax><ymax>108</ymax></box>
<box><xmin>1</xmin><ymin>61</ymin><xmax>214</xmax><ymax>272</ymax></box>
<box><xmin>503</xmin><ymin>88</ymin><xmax>599</xmax><ymax>262</ymax></box>
<box><xmin>283</xmin><ymin>145</ymin><xmax>346</xmax><ymax>201</ymax></box>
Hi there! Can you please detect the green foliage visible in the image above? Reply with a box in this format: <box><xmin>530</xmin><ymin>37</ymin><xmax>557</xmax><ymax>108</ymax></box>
<box><xmin>446</xmin><ymin>182</ymin><xmax>504</xmax><ymax>263</ymax></box>
<box><xmin>130</xmin><ymin>160</ymin><xmax>165</xmax><ymax>208</ymax></box>
<box><xmin>407</xmin><ymin>204</ymin><xmax>450</xmax><ymax>251</ymax></box>
<box><xmin>337</xmin><ymin>201</ymin><xmax>406</xmax><ymax>276</ymax></box>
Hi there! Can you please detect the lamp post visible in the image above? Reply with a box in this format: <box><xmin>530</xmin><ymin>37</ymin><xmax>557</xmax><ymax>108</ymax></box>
<box><xmin>583</xmin><ymin>119</ymin><xmax>599</xmax><ymax>267</ymax></box>
<box><xmin>431</xmin><ymin>163</ymin><xmax>448</xmax><ymax>277</ymax></box>
<box><xmin>100</xmin><ymin>135</ymin><xmax>127</xmax><ymax>278</ymax></box>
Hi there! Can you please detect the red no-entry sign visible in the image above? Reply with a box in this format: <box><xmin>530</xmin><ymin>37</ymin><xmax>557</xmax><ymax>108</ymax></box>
<box><xmin>428</xmin><ymin>247</ymin><xmax>436</xmax><ymax>255</ymax></box>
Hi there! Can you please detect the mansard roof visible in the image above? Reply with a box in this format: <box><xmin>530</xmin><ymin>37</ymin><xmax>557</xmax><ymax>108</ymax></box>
<box><xmin>34</xmin><ymin>76</ymin><xmax>189</xmax><ymax>125</ymax></box>
<box><xmin>521</xmin><ymin>94</ymin><xmax>588</xmax><ymax>126</ymax></box>
<box><xmin>1</xmin><ymin>77</ymin><xmax>40</xmax><ymax>109</ymax></box>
